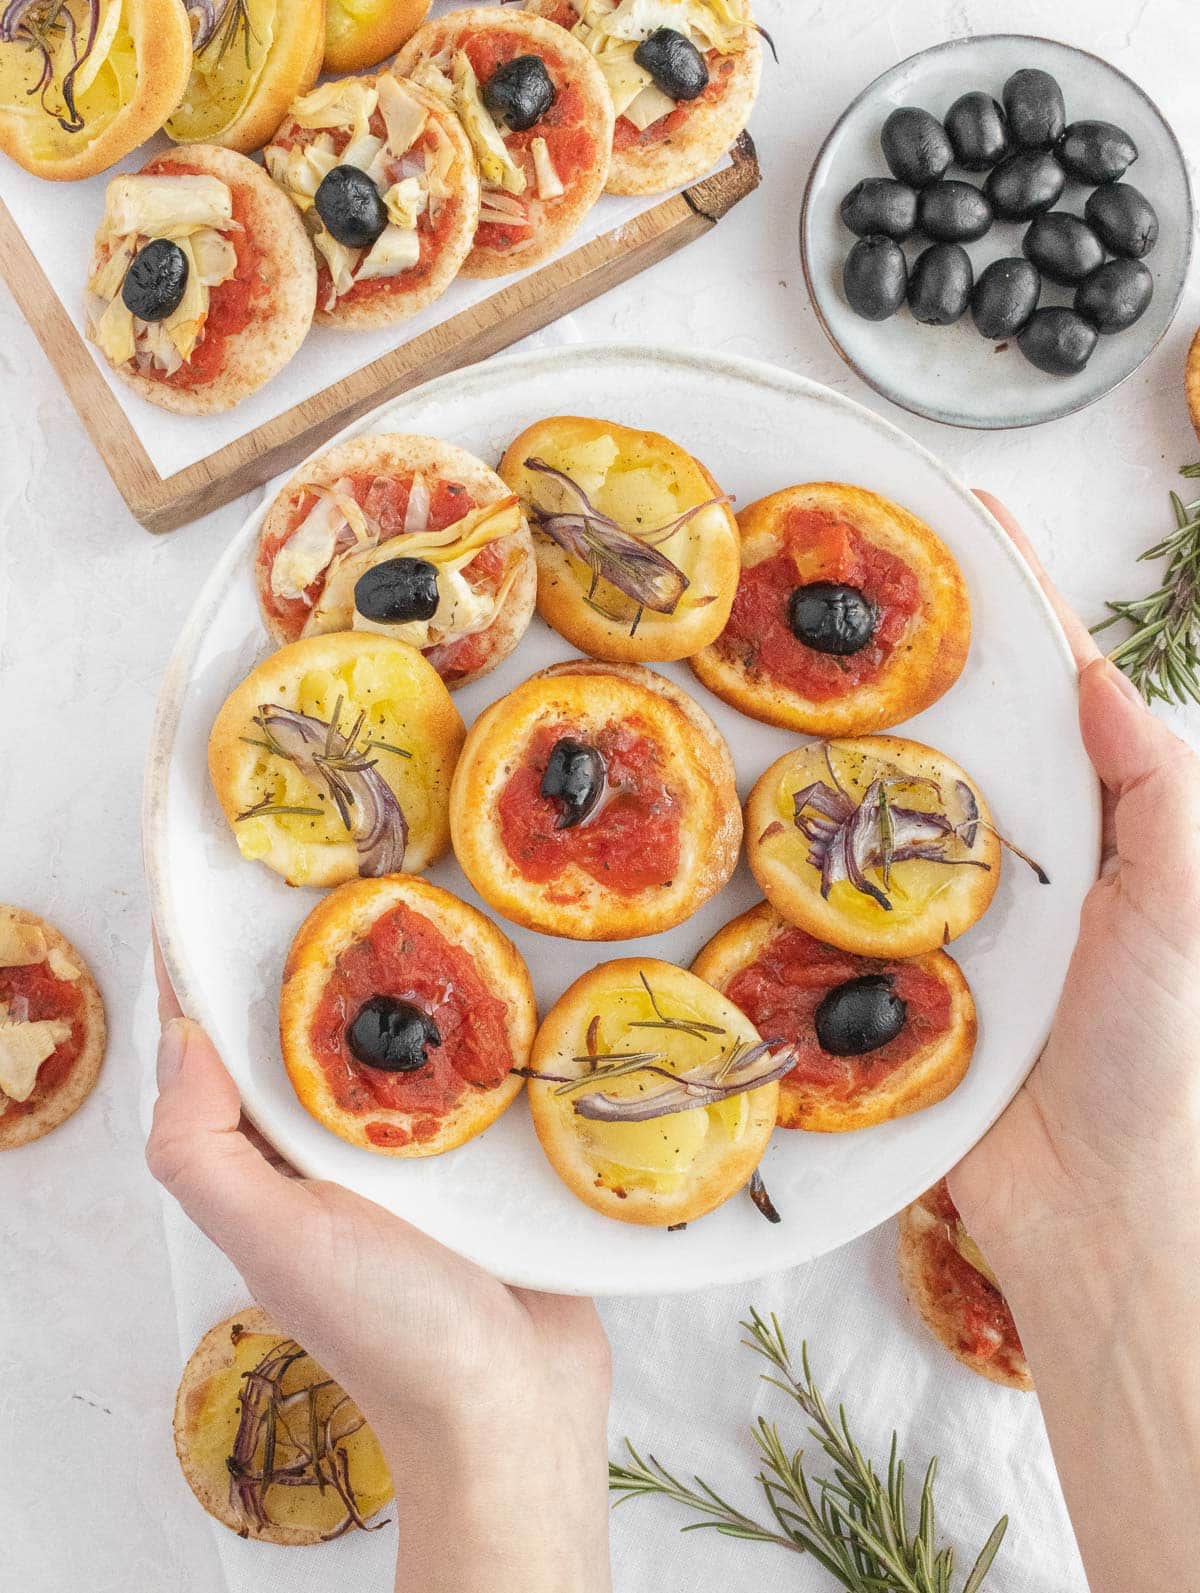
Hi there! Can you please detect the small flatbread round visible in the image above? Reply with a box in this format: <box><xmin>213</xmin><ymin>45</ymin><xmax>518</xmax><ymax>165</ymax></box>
<box><xmin>394</xmin><ymin>7</ymin><xmax>613</xmax><ymax>277</ymax></box>
<box><xmin>0</xmin><ymin>907</ymin><xmax>106</xmax><ymax>1151</ymax></box>
<box><xmin>281</xmin><ymin>875</ymin><xmax>534</xmax><ymax>1155</ymax></box>
<box><xmin>174</xmin><ymin>1307</ymin><xmax>394</xmax><ymax>1543</ymax></box>
<box><xmin>324</xmin><ymin>0</ymin><xmax>431</xmax><ymax>75</ymax></box>
<box><xmin>1187</xmin><ymin>325</ymin><xmax>1200</xmax><ymax>445</ymax></box>
<box><xmin>255</xmin><ymin>432</ymin><xmax>535</xmax><ymax>688</ymax></box>
<box><xmin>85</xmin><ymin>144</ymin><xmax>315</xmax><ymax>414</ymax></box>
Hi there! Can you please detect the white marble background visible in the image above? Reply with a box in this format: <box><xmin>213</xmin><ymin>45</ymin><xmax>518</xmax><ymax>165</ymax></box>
<box><xmin>1</xmin><ymin>0</ymin><xmax>1198</xmax><ymax>1588</ymax></box>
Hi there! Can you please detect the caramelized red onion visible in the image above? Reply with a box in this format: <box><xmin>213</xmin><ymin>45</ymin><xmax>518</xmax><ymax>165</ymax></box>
<box><xmin>2</xmin><ymin>0</ymin><xmax>101</xmax><ymax>131</ymax></box>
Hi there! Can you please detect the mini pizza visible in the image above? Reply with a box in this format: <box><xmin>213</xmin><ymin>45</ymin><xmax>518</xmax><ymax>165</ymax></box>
<box><xmin>527</xmin><ymin>957</ymin><xmax>790</xmax><ymax>1225</ymax></box>
<box><xmin>693</xmin><ymin>902</ymin><xmax>976</xmax><ymax>1132</ymax></box>
<box><xmin>85</xmin><ymin>144</ymin><xmax>315</xmax><ymax>414</ymax></box>
<box><xmin>208</xmin><ymin>631</ymin><xmax>465</xmax><ymax>888</ymax></box>
<box><xmin>525</xmin><ymin>0</ymin><xmax>763</xmax><ymax>196</ymax></box>
<box><xmin>897</xmin><ymin>1181</ymin><xmax>1032</xmax><ymax>1390</ymax></box>
<box><xmin>394</xmin><ymin>7</ymin><xmax>613</xmax><ymax>278</ymax></box>
<box><xmin>0</xmin><ymin>907</ymin><xmax>106</xmax><ymax>1151</ymax></box>
<box><xmin>499</xmin><ymin>415</ymin><xmax>741</xmax><ymax>662</ymax></box>
<box><xmin>280</xmin><ymin>875</ymin><xmax>535</xmax><ymax>1154</ymax></box>
<box><xmin>324</xmin><ymin>0</ymin><xmax>430</xmax><ymax>75</ymax></box>
<box><xmin>265</xmin><ymin>71</ymin><xmax>479</xmax><ymax>327</ymax></box>
<box><xmin>691</xmin><ymin>484</ymin><xmax>971</xmax><ymax>737</ymax></box>
<box><xmin>255</xmin><ymin>432</ymin><xmax>536</xmax><ymax>688</ymax></box>
<box><xmin>0</xmin><ymin>0</ymin><xmax>193</xmax><ymax>180</ymax></box>
<box><xmin>1187</xmin><ymin>325</ymin><xmax>1200</xmax><ymax>446</ymax></box>
<box><xmin>174</xmin><ymin>1307</ymin><xmax>394</xmax><ymax>1543</ymax></box>
<box><xmin>450</xmin><ymin>660</ymin><xmax>742</xmax><ymax>940</ymax></box>
<box><xmin>745</xmin><ymin>736</ymin><xmax>1041</xmax><ymax>960</ymax></box>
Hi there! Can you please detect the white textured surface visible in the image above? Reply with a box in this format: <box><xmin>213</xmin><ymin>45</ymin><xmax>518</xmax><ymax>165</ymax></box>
<box><xmin>1</xmin><ymin>0</ymin><xmax>1198</xmax><ymax>1589</ymax></box>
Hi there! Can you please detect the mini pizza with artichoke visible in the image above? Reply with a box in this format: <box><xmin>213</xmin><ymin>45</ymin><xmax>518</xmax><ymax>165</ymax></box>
<box><xmin>693</xmin><ymin>902</ymin><xmax>976</xmax><ymax>1132</ymax></box>
<box><xmin>174</xmin><ymin>1307</ymin><xmax>394</xmax><ymax>1544</ymax></box>
<box><xmin>499</xmin><ymin>415</ymin><xmax>741</xmax><ymax>661</ymax></box>
<box><xmin>526</xmin><ymin>0</ymin><xmax>763</xmax><ymax>195</ymax></box>
<box><xmin>450</xmin><ymin>660</ymin><xmax>741</xmax><ymax>940</ymax></box>
<box><xmin>527</xmin><ymin>956</ymin><xmax>793</xmax><ymax>1225</ymax></box>
<box><xmin>0</xmin><ymin>907</ymin><xmax>106</xmax><ymax>1150</ymax></box>
<box><xmin>898</xmin><ymin>1181</ymin><xmax>1032</xmax><ymax>1391</ymax></box>
<box><xmin>265</xmin><ymin>70</ymin><xmax>478</xmax><ymax>327</ymax></box>
<box><xmin>747</xmin><ymin>736</ymin><xmax>1046</xmax><ymax>960</ymax></box>
<box><xmin>255</xmin><ymin>432</ymin><xmax>536</xmax><ymax>687</ymax></box>
<box><xmin>691</xmin><ymin>483</ymin><xmax>971</xmax><ymax>737</ymax></box>
<box><xmin>280</xmin><ymin>876</ymin><xmax>535</xmax><ymax>1155</ymax></box>
<box><xmin>394</xmin><ymin>6</ymin><xmax>613</xmax><ymax>277</ymax></box>
<box><xmin>208</xmin><ymin>631</ymin><xmax>465</xmax><ymax>888</ymax></box>
<box><xmin>85</xmin><ymin>144</ymin><xmax>315</xmax><ymax>413</ymax></box>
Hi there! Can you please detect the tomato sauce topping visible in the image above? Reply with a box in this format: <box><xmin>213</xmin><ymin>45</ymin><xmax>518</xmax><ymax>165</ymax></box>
<box><xmin>716</xmin><ymin>508</ymin><xmax>921</xmax><ymax>700</ymax></box>
<box><xmin>0</xmin><ymin>961</ymin><xmax>85</xmax><ymax>1122</ymax></box>
<box><xmin>613</xmin><ymin>50</ymin><xmax>738</xmax><ymax>152</ymax></box>
<box><xmin>724</xmin><ymin>926</ymin><xmax>951</xmax><ymax>1102</ymax></box>
<box><xmin>309</xmin><ymin>902</ymin><xmax>513</xmax><ymax>1147</ymax></box>
<box><xmin>926</xmin><ymin>1182</ymin><xmax>1025</xmax><ymax>1371</ymax></box>
<box><xmin>498</xmin><ymin>722</ymin><xmax>681</xmax><ymax>896</ymax></box>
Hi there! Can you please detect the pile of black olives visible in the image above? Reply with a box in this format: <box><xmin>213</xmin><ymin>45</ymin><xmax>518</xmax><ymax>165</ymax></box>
<box><xmin>838</xmin><ymin>65</ymin><xmax>1158</xmax><ymax>377</ymax></box>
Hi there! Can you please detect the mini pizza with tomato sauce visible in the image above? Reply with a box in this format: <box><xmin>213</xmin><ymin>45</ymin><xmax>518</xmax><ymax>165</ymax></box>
<box><xmin>265</xmin><ymin>72</ymin><xmax>479</xmax><ymax>327</ymax></box>
<box><xmin>450</xmin><ymin>660</ymin><xmax>742</xmax><ymax>940</ymax></box>
<box><xmin>692</xmin><ymin>484</ymin><xmax>971</xmax><ymax>737</ymax></box>
<box><xmin>0</xmin><ymin>907</ymin><xmax>106</xmax><ymax>1150</ymax></box>
<box><xmin>693</xmin><ymin>902</ymin><xmax>976</xmax><ymax>1131</ymax></box>
<box><xmin>898</xmin><ymin>1181</ymin><xmax>1032</xmax><ymax>1390</ymax></box>
<box><xmin>85</xmin><ymin>145</ymin><xmax>316</xmax><ymax>414</ymax></box>
<box><xmin>526</xmin><ymin>0</ymin><xmax>762</xmax><ymax>195</ymax></box>
<box><xmin>255</xmin><ymin>433</ymin><xmax>536</xmax><ymax>688</ymax></box>
<box><xmin>394</xmin><ymin>7</ymin><xmax>613</xmax><ymax>276</ymax></box>
<box><xmin>280</xmin><ymin>876</ymin><xmax>535</xmax><ymax>1155</ymax></box>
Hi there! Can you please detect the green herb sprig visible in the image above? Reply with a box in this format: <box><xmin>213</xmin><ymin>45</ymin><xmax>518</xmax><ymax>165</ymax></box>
<box><xmin>610</xmin><ymin>1309</ymin><xmax>1007</xmax><ymax>1593</ymax></box>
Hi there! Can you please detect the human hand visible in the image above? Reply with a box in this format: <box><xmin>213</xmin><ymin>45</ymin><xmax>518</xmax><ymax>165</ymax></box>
<box><xmin>147</xmin><ymin>947</ymin><xmax>612</xmax><ymax>1593</ymax></box>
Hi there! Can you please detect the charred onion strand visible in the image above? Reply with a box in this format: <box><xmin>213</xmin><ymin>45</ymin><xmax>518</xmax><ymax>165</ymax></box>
<box><xmin>748</xmin><ymin>1169</ymin><xmax>781</xmax><ymax>1224</ymax></box>
<box><xmin>1</xmin><ymin>0</ymin><xmax>101</xmax><ymax>131</ymax></box>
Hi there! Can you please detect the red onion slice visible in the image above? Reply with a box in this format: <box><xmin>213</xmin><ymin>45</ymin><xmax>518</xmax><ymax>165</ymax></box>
<box><xmin>569</xmin><ymin>1038</ymin><xmax>796</xmax><ymax>1123</ymax></box>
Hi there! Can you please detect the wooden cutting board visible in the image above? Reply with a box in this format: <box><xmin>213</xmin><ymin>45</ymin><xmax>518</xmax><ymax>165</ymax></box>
<box><xmin>0</xmin><ymin>136</ymin><xmax>760</xmax><ymax>532</ymax></box>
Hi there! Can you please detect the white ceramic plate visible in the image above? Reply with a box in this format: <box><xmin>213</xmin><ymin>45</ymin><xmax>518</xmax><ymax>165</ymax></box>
<box><xmin>801</xmin><ymin>34</ymin><xmax>1193</xmax><ymax>429</ymax></box>
<box><xmin>145</xmin><ymin>344</ymin><xmax>1099</xmax><ymax>1295</ymax></box>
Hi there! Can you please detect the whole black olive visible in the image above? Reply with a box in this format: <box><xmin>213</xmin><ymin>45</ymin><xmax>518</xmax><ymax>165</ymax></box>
<box><xmin>1017</xmin><ymin>307</ymin><xmax>1098</xmax><ymax>375</ymax></box>
<box><xmin>1002</xmin><ymin>67</ymin><xmax>1066</xmax><ymax>150</ymax></box>
<box><xmin>971</xmin><ymin>256</ymin><xmax>1041</xmax><ymax>340</ymax></box>
<box><xmin>842</xmin><ymin>235</ymin><xmax>907</xmax><ymax>321</ymax></box>
<box><xmin>482</xmin><ymin>53</ymin><xmax>557</xmax><ymax>131</ymax></box>
<box><xmin>1074</xmin><ymin>258</ymin><xmax>1154</xmax><ymax>334</ymax></box>
<box><xmin>541</xmin><ymin>737</ymin><xmax>605</xmax><ymax>830</ymax></box>
<box><xmin>347</xmin><ymin>996</ymin><xmax>440</xmax><ymax>1072</ymax></box>
<box><xmin>983</xmin><ymin>149</ymin><xmax>1065</xmax><ymax>220</ymax></box>
<box><xmin>633</xmin><ymin>27</ymin><xmax>708</xmax><ymax>101</ymax></box>
<box><xmin>787</xmin><ymin>582</ymin><xmax>878</xmax><ymax>656</ymax></box>
<box><xmin>1023</xmin><ymin>211</ymin><xmax>1105</xmax><ymax>285</ymax></box>
<box><xmin>1083</xmin><ymin>182</ymin><xmax>1159</xmax><ymax>259</ymax></box>
<box><xmin>944</xmin><ymin>91</ymin><xmax>1009</xmax><ymax>170</ymax></box>
<box><xmin>314</xmin><ymin>164</ymin><xmax>388</xmax><ymax>248</ymax></box>
<box><xmin>916</xmin><ymin>179</ymin><xmax>993</xmax><ymax>242</ymax></box>
<box><xmin>907</xmin><ymin>242</ymin><xmax>973</xmax><ymax>326</ymax></box>
<box><xmin>121</xmin><ymin>238</ymin><xmax>189</xmax><ymax>321</ymax></box>
<box><xmin>814</xmin><ymin>975</ymin><xmax>907</xmax><ymax>1057</ymax></box>
<box><xmin>1056</xmin><ymin>119</ymin><xmax>1138</xmax><ymax>184</ymax></box>
<box><xmin>839</xmin><ymin>177</ymin><xmax>918</xmax><ymax>240</ymax></box>
<box><xmin>880</xmin><ymin>106</ymin><xmax>953</xmax><ymax>188</ymax></box>
<box><xmin>354</xmin><ymin>557</ymin><xmax>440</xmax><ymax>624</ymax></box>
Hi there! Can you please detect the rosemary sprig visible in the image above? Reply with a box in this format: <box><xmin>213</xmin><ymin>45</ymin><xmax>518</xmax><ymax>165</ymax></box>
<box><xmin>610</xmin><ymin>1310</ymin><xmax>1008</xmax><ymax>1593</ymax></box>
<box><xmin>1094</xmin><ymin>464</ymin><xmax>1200</xmax><ymax>706</ymax></box>
<box><xmin>628</xmin><ymin>971</ymin><xmax>727</xmax><ymax>1043</ymax></box>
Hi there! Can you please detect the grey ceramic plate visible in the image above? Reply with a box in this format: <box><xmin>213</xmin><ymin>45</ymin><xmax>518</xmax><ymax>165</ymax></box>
<box><xmin>801</xmin><ymin>34</ymin><xmax>1193</xmax><ymax>429</ymax></box>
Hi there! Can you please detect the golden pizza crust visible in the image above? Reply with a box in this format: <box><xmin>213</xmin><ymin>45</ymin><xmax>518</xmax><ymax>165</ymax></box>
<box><xmin>499</xmin><ymin>415</ymin><xmax>741</xmax><ymax>662</ymax></box>
<box><xmin>527</xmin><ymin>956</ymin><xmax>778</xmax><ymax>1225</ymax></box>
<box><xmin>690</xmin><ymin>482</ymin><xmax>971</xmax><ymax>737</ymax></box>
<box><xmin>325</xmin><ymin>0</ymin><xmax>431</xmax><ymax>75</ymax></box>
<box><xmin>0</xmin><ymin>907</ymin><xmax>106</xmax><ymax>1151</ymax></box>
<box><xmin>692</xmin><ymin>900</ymin><xmax>976</xmax><ymax>1132</ymax></box>
<box><xmin>449</xmin><ymin>660</ymin><xmax>742</xmax><ymax>939</ymax></box>
<box><xmin>255</xmin><ymin>431</ymin><xmax>536</xmax><ymax>686</ymax></box>
<box><xmin>91</xmin><ymin>144</ymin><xmax>316</xmax><ymax>414</ymax></box>
<box><xmin>745</xmin><ymin>736</ymin><xmax>1001</xmax><ymax>960</ymax></box>
<box><xmin>393</xmin><ymin>7</ymin><xmax>613</xmax><ymax>277</ymax></box>
<box><xmin>1187</xmin><ymin>325</ymin><xmax>1200</xmax><ymax>445</ymax></box>
<box><xmin>280</xmin><ymin>875</ymin><xmax>534</xmax><ymax>1156</ymax></box>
